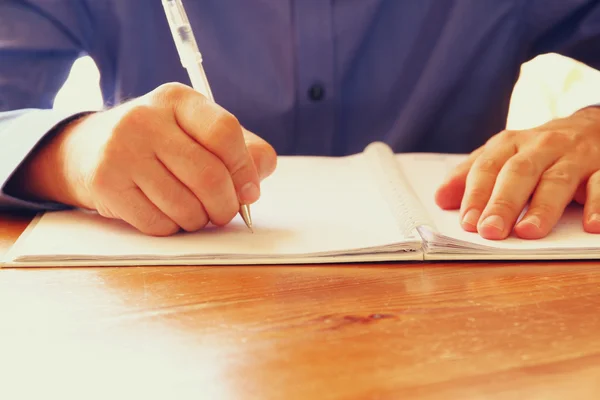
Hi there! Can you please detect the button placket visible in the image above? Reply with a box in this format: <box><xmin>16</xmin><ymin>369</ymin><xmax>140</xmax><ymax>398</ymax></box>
<box><xmin>292</xmin><ymin>0</ymin><xmax>336</xmax><ymax>155</ymax></box>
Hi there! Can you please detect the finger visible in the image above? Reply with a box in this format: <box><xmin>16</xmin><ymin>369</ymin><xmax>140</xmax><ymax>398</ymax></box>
<box><xmin>153</xmin><ymin>125</ymin><xmax>240</xmax><ymax>227</ymax></box>
<box><xmin>133</xmin><ymin>156</ymin><xmax>209</xmax><ymax>232</ymax></box>
<box><xmin>103</xmin><ymin>186</ymin><xmax>179</xmax><ymax>236</ymax></box>
<box><xmin>172</xmin><ymin>90</ymin><xmax>261</xmax><ymax>205</ymax></box>
<box><xmin>514</xmin><ymin>159</ymin><xmax>582</xmax><ymax>239</ymax></box>
<box><xmin>434</xmin><ymin>146</ymin><xmax>484</xmax><ymax>210</ymax></box>
<box><xmin>458</xmin><ymin>144</ymin><xmax>516</xmax><ymax>233</ymax></box>
<box><xmin>478</xmin><ymin>149</ymin><xmax>559</xmax><ymax>240</ymax></box>
<box><xmin>583</xmin><ymin>170</ymin><xmax>600</xmax><ymax>233</ymax></box>
<box><xmin>243</xmin><ymin>128</ymin><xmax>278</xmax><ymax>180</ymax></box>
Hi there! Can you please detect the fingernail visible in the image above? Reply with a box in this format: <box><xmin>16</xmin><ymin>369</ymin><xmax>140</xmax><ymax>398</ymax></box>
<box><xmin>588</xmin><ymin>213</ymin><xmax>600</xmax><ymax>224</ymax></box>
<box><xmin>520</xmin><ymin>215</ymin><xmax>541</xmax><ymax>229</ymax></box>
<box><xmin>462</xmin><ymin>209</ymin><xmax>481</xmax><ymax>228</ymax></box>
<box><xmin>239</xmin><ymin>182</ymin><xmax>260</xmax><ymax>204</ymax></box>
<box><xmin>480</xmin><ymin>215</ymin><xmax>505</xmax><ymax>233</ymax></box>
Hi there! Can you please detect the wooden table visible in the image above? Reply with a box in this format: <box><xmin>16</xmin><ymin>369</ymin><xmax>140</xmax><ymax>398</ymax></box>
<box><xmin>2</xmin><ymin>212</ymin><xmax>600</xmax><ymax>400</ymax></box>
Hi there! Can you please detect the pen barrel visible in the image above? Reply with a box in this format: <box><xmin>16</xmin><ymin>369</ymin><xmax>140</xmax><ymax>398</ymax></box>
<box><xmin>186</xmin><ymin>61</ymin><xmax>214</xmax><ymax>101</ymax></box>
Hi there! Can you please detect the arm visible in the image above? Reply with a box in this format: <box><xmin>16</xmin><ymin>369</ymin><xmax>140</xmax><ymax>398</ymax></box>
<box><xmin>0</xmin><ymin>1</ymin><xmax>277</xmax><ymax>236</ymax></box>
<box><xmin>0</xmin><ymin>1</ymin><xmax>94</xmax><ymax>210</ymax></box>
<box><xmin>435</xmin><ymin>1</ymin><xmax>600</xmax><ymax>240</ymax></box>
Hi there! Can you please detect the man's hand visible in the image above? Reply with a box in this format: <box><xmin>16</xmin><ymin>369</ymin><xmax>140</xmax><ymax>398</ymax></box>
<box><xmin>11</xmin><ymin>83</ymin><xmax>277</xmax><ymax>236</ymax></box>
<box><xmin>435</xmin><ymin>107</ymin><xmax>600</xmax><ymax>240</ymax></box>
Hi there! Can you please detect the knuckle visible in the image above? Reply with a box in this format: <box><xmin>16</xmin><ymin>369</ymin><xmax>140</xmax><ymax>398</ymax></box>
<box><xmin>531</xmin><ymin>202</ymin><xmax>557</xmax><ymax>216</ymax></box>
<box><xmin>489</xmin><ymin>129</ymin><xmax>522</xmax><ymax>146</ymax></box>
<box><xmin>488</xmin><ymin>198</ymin><xmax>522</xmax><ymax>215</ymax></box>
<box><xmin>152</xmin><ymin>82</ymin><xmax>190</xmax><ymax>103</ymax></box>
<box><xmin>506</xmin><ymin>156</ymin><xmax>537</xmax><ymax>177</ymax></box>
<box><xmin>464</xmin><ymin>186</ymin><xmax>491</xmax><ymax>205</ymax></box>
<box><xmin>209</xmin><ymin>110</ymin><xmax>242</xmax><ymax>142</ymax></box>
<box><xmin>537</xmin><ymin>131</ymin><xmax>572</xmax><ymax>149</ymax></box>
<box><xmin>183</xmin><ymin>216</ymin><xmax>209</xmax><ymax>232</ymax></box>
<box><xmin>576</xmin><ymin>141</ymin><xmax>600</xmax><ymax>159</ymax></box>
<box><xmin>484</xmin><ymin>135</ymin><xmax>499</xmax><ymax>147</ymax></box>
<box><xmin>541</xmin><ymin>165</ymin><xmax>576</xmax><ymax>186</ymax></box>
<box><xmin>197</xmin><ymin>161</ymin><xmax>229</xmax><ymax>191</ymax></box>
<box><xmin>474</xmin><ymin>157</ymin><xmax>502</xmax><ymax>174</ymax></box>
<box><xmin>210</xmin><ymin>204</ymin><xmax>238</xmax><ymax>227</ymax></box>
<box><xmin>162</xmin><ymin>132</ymin><xmax>199</xmax><ymax>163</ymax></box>
<box><xmin>139</xmin><ymin>213</ymin><xmax>179</xmax><ymax>237</ymax></box>
<box><xmin>108</xmin><ymin>105</ymin><xmax>160</xmax><ymax>162</ymax></box>
<box><xmin>205</xmin><ymin>110</ymin><xmax>247</xmax><ymax>171</ymax></box>
<box><xmin>114</xmin><ymin>105</ymin><xmax>155</xmax><ymax>136</ymax></box>
<box><xmin>178</xmin><ymin>145</ymin><xmax>203</xmax><ymax>168</ymax></box>
<box><xmin>499</xmin><ymin>129</ymin><xmax>518</xmax><ymax>141</ymax></box>
<box><xmin>177</xmin><ymin>203</ymin><xmax>209</xmax><ymax>232</ymax></box>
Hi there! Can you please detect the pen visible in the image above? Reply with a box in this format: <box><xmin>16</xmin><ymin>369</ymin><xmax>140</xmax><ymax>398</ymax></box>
<box><xmin>161</xmin><ymin>0</ymin><xmax>253</xmax><ymax>232</ymax></box>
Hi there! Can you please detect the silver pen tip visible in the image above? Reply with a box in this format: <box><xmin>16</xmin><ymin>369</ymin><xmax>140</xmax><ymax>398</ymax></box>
<box><xmin>240</xmin><ymin>204</ymin><xmax>253</xmax><ymax>233</ymax></box>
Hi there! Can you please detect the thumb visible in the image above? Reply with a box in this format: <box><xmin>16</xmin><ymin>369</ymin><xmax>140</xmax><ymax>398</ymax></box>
<box><xmin>243</xmin><ymin>128</ymin><xmax>278</xmax><ymax>180</ymax></box>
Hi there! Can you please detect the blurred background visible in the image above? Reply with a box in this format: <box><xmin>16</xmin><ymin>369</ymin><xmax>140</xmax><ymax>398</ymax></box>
<box><xmin>53</xmin><ymin>54</ymin><xmax>600</xmax><ymax>132</ymax></box>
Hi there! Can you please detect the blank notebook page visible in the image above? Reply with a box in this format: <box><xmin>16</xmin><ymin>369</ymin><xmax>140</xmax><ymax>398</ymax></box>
<box><xmin>11</xmin><ymin>154</ymin><xmax>414</xmax><ymax>261</ymax></box>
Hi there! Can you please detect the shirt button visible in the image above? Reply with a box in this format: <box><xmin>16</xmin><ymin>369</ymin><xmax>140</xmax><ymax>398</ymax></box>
<box><xmin>308</xmin><ymin>83</ymin><xmax>325</xmax><ymax>101</ymax></box>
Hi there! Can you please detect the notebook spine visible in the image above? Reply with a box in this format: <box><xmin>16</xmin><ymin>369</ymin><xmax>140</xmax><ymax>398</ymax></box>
<box><xmin>363</xmin><ymin>142</ymin><xmax>435</xmax><ymax>237</ymax></box>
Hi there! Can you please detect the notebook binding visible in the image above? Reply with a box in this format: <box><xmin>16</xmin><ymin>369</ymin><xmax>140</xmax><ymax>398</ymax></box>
<box><xmin>363</xmin><ymin>142</ymin><xmax>435</xmax><ymax>238</ymax></box>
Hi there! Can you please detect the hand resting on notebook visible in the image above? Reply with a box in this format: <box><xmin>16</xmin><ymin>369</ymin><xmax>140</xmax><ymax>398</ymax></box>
<box><xmin>7</xmin><ymin>83</ymin><xmax>277</xmax><ymax>236</ymax></box>
<box><xmin>435</xmin><ymin>106</ymin><xmax>600</xmax><ymax>240</ymax></box>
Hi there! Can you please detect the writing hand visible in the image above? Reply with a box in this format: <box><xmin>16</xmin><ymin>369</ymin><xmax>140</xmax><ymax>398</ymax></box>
<box><xmin>435</xmin><ymin>107</ymin><xmax>600</xmax><ymax>240</ymax></box>
<box><xmin>12</xmin><ymin>83</ymin><xmax>277</xmax><ymax>236</ymax></box>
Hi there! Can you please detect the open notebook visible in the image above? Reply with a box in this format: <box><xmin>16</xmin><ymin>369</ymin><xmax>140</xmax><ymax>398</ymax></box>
<box><xmin>3</xmin><ymin>142</ymin><xmax>599</xmax><ymax>267</ymax></box>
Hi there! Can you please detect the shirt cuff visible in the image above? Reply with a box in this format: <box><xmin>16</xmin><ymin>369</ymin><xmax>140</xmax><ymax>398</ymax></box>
<box><xmin>0</xmin><ymin>109</ymin><xmax>94</xmax><ymax>210</ymax></box>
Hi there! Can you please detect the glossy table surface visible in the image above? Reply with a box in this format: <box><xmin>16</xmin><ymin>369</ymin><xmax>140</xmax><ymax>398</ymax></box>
<box><xmin>1</xmin><ymin>211</ymin><xmax>600</xmax><ymax>399</ymax></box>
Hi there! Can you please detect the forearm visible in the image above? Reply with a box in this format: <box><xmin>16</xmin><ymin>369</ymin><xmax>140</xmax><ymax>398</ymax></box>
<box><xmin>0</xmin><ymin>109</ymin><xmax>90</xmax><ymax>210</ymax></box>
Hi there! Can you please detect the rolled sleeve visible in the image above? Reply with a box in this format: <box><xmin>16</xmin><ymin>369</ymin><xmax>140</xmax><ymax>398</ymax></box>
<box><xmin>0</xmin><ymin>109</ymin><xmax>92</xmax><ymax>210</ymax></box>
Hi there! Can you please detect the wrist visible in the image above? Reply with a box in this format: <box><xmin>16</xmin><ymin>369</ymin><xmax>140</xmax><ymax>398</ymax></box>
<box><xmin>5</xmin><ymin>114</ymin><xmax>92</xmax><ymax>208</ymax></box>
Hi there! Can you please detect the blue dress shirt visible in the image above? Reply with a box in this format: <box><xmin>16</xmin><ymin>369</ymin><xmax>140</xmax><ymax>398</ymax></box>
<box><xmin>2</xmin><ymin>0</ymin><xmax>600</xmax><ymax>209</ymax></box>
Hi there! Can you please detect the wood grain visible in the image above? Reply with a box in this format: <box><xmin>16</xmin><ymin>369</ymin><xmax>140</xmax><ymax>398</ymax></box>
<box><xmin>1</xmin><ymin>212</ymin><xmax>600</xmax><ymax>400</ymax></box>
